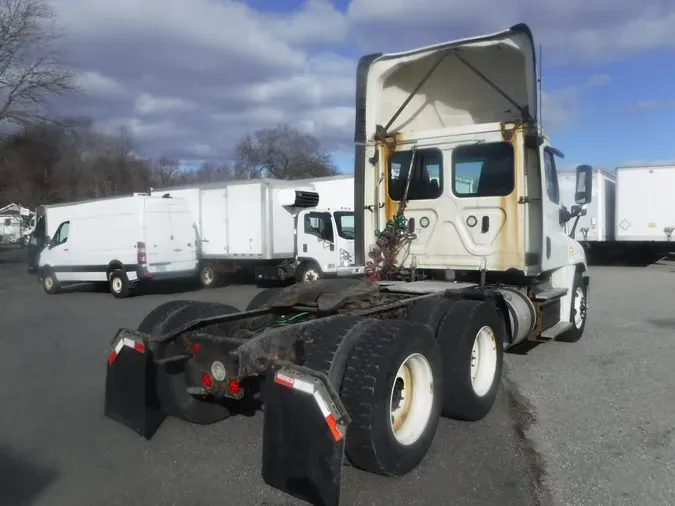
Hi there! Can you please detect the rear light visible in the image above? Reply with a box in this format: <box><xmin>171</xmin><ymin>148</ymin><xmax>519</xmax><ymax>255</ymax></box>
<box><xmin>201</xmin><ymin>373</ymin><xmax>213</xmax><ymax>388</ymax></box>
<box><xmin>137</xmin><ymin>241</ymin><xmax>147</xmax><ymax>265</ymax></box>
<box><xmin>228</xmin><ymin>379</ymin><xmax>240</xmax><ymax>394</ymax></box>
<box><xmin>192</xmin><ymin>343</ymin><xmax>200</xmax><ymax>352</ymax></box>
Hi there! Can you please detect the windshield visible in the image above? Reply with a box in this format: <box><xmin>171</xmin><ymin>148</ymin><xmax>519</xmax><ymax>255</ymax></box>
<box><xmin>334</xmin><ymin>211</ymin><xmax>355</xmax><ymax>240</ymax></box>
<box><xmin>451</xmin><ymin>142</ymin><xmax>514</xmax><ymax>197</ymax></box>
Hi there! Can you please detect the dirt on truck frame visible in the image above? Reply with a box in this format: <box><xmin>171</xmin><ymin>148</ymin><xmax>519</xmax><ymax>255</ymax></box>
<box><xmin>103</xmin><ymin>22</ymin><xmax>593</xmax><ymax>506</ymax></box>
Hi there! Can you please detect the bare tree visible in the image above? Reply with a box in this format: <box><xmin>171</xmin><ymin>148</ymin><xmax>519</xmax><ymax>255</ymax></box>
<box><xmin>0</xmin><ymin>0</ymin><xmax>77</xmax><ymax>129</ymax></box>
<box><xmin>234</xmin><ymin>123</ymin><xmax>338</xmax><ymax>180</ymax></box>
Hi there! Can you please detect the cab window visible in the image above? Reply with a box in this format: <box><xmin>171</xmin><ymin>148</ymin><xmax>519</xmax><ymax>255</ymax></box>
<box><xmin>52</xmin><ymin>221</ymin><xmax>70</xmax><ymax>246</ymax></box>
<box><xmin>303</xmin><ymin>212</ymin><xmax>334</xmax><ymax>242</ymax></box>
<box><xmin>334</xmin><ymin>211</ymin><xmax>355</xmax><ymax>240</ymax></box>
<box><xmin>388</xmin><ymin>148</ymin><xmax>443</xmax><ymax>201</ymax></box>
<box><xmin>543</xmin><ymin>148</ymin><xmax>560</xmax><ymax>204</ymax></box>
<box><xmin>452</xmin><ymin>142</ymin><xmax>514</xmax><ymax>197</ymax></box>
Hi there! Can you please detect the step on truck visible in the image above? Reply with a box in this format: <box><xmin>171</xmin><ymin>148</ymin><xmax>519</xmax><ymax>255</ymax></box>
<box><xmin>104</xmin><ymin>23</ymin><xmax>593</xmax><ymax>506</ymax></box>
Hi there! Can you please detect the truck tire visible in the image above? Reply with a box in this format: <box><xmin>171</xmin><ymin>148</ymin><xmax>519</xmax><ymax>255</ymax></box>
<box><xmin>200</xmin><ymin>264</ymin><xmax>218</xmax><ymax>289</ymax></box>
<box><xmin>406</xmin><ymin>296</ymin><xmax>459</xmax><ymax>335</ymax></box>
<box><xmin>109</xmin><ymin>270</ymin><xmax>131</xmax><ymax>298</ymax></box>
<box><xmin>42</xmin><ymin>270</ymin><xmax>60</xmax><ymax>294</ymax></box>
<box><xmin>138</xmin><ymin>300</ymin><xmax>239</xmax><ymax>424</ymax></box>
<box><xmin>302</xmin><ymin>315</ymin><xmax>374</xmax><ymax>388</ymax></box>
<box><xmin>340</xmin><ymin>319</ymin><xmax>443</xmax><ymax>476</ymax></box>
<box><xmin>556</xmin><ymin>272</ymin><xmax>588</xmax><ymax>343</ymax></box>
<box><xmin>246</xmin><ymin>288</ymin><xmax>283</xmax><ymax>311</ymax></box>
<box><xmin>436</xmin><ymin>300</ymin><xmax>505</xmax><ymax>421</ymax></box>
<box><xmin>295</xmin><ymin>262</ymin><xmax>322</xmax><ymax>283</ymax></box>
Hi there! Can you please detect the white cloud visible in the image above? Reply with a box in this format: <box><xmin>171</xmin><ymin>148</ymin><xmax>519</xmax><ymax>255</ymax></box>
<box><xmin>47</xmin><ymin>0</ymin><xmax>671</xmax><ymax>160</ymax></box>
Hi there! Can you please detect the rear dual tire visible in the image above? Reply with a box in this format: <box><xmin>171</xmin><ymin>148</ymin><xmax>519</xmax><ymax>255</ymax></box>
<box><xmin>407</xmin><ymin>297</ymin><xmax>505</xmax><ymax>422</ymax></box>
<box><xmin>304</xmin><ymin>317</ymin><xmax>443</xmax><ymax>476</ymax></box>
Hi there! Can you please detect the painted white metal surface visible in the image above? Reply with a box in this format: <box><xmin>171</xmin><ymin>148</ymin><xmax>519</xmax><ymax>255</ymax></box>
<box><xmin>38</xmin><ymin>195</ymin><xmax>198</xmax><ymax>282</ymax></box>
<box><xmin>615</xmin><ymin>165</ymin><xmax>675</xmax><ymax>242</ymax></box>
<box><xmin>559</xmin><ymin>170</ymin><xmax>616</xmax><ymax>242</ymax></box>
<box><xmin>364</xmin><ymin>26</ymin><xmax>537</xmax><ymax>138</ymax></box>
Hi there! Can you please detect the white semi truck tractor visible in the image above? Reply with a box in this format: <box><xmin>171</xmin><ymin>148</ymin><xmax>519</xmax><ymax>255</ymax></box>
<box><xmin>103</xmin><ymin>23</ymin><xmax>592</xmax><ymax>506</ymax></box>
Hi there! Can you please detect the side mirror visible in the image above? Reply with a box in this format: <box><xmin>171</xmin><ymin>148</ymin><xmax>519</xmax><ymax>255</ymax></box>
<box><xmin>570</xmin><ymin>204</ymin><xmax>587</xmax><ymax>217</ymax></box>
<box><xmin>575</xmin><ymin>165</ymin><xmax>593</xmax><ymax>205</ymax></box>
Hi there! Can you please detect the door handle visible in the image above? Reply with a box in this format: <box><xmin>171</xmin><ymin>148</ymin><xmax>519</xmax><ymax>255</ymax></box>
<box><xmin>303</xmin><ymin>244</ymin><xmax>307</xmax><ymax>253</ymax></box>
<box><xmin>63</xmin><ymin>248</ymin><xmax>69</xmax><ymax>251</ymax></box>
<box><xmin>174</xmin><ymin>248</ymin><xmax>182</xmax><ymax>252</ymax></box>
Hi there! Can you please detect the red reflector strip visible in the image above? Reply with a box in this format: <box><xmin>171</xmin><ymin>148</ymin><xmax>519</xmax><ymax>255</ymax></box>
<box><xmin>107</xmin><ymin>337</ymin><xmax>146</xmax><ymax>364</ymax></box>
<box><xmin>313</xmin><ymin>390</ymin><xmax>344</xmax><ymax>441</ymax></box>
<box><xmin>273</xmin><ymin>371</ymin><xmax>295</xmax><ymax>388</ymax></box>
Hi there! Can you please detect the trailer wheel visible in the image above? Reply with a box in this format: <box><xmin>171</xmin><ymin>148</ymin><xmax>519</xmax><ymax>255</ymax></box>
<box><xmin>340</xmin><ymin>319</ymin><xmax>443</xmax><ymax>476</ymax></box>
<box><xmin>138</xmin><ymin>300</ymin><xmax>239</xmax><ymax>424</ymax></box>
<box><xmin>109</xmin><ymin>270</ymin><xmax>131</xmax><ymax>298</ymax></box>
<box><xmin>436</xmin><ymin>300</ymin><xmax>505</xmax><ymax>421</ymax></box>
<box><xmin>556</xmin><ymin>272</ymin><xmax>588</xmax><ymax>343</ymax></box>
<box><xmin>42</xmin><ymin>270</ymin><xmax>60</xmax><ymax>294</ymax></box>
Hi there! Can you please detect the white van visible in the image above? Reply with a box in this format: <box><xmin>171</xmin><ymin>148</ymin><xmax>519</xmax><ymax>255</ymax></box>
<box><xmin>38</xmin><ymin>195</ymin><xmax>199</xmax><ymax>297</ymax></box>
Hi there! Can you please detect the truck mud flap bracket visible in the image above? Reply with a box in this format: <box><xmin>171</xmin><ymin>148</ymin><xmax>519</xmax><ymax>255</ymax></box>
<box><xmin>104</xmin><ymin>329</ymin><xmax>166</xmax><ymax>439</ymax></box>
<box><xmin>262</xmin><ymin>364</ymin><xmax>350</xmax><ymax>506</ymax></box>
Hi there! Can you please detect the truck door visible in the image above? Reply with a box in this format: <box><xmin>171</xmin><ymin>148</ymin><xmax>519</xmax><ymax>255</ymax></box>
<box><xmin>540</xmin><ymin>145</ymin><xmax>568</xmax><ymax>271</ymax></box>
<box><xmin>167</xmin><ymin>200</ymin><xmax>199</xmax><ymax>272</ymax></box>
<box><xmin>42</xmin><ymin>220</ymin><xmax>73</xmax><ymax>280</ymax></box>
<box><xmin>297</xmin><ymin>210</ymin><xmax>337</xmax><ymax>274</ymax></box>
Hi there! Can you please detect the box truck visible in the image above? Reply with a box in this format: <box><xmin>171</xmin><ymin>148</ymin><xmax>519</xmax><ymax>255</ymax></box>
<box><xmin>153</xmin><ymin>177</ymin><xmax>360</xmax><ymax>288</ymax></box>
<box><xmin>559</xmin><ymin>169</ymin><xmax>615</xmax><ymax>243</ymax></box>
<box><xmin>36</xmin><ymin>194</ymin><xmax>199</xmax><ymax>297</ymax></box>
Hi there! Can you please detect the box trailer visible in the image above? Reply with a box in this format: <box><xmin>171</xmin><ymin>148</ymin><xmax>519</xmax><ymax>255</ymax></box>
<box><xmin>559</xmin><ymin>169</ymin><xmax>615</xmax><ymax>243</ymax></box>
<box><xmin>153</xmin><ymin>178</ymin><xmax>361</xmax><ymax>287</ymax></box>
<box><xmin>615</xmin><ymin>165</ymin><xmax>675</xmax><ymax>244</ymax></box>
<box><xmin>105</xmin><ymin>23</ymin><xmax>596</xmax><ymax>506</ymax></box>
<box><xmin>35</xmin><ymin>195</ymin><xmax>199</xmax><ymax>297</ymax></box>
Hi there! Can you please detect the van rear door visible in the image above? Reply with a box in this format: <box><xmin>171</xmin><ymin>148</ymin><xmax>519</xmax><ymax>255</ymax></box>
<box><xmin>142</xmin><ymin>198</ymin><xmax>173</xmax><ymax>274</ymax></box>
<box><xmin>167</xmin><ymin>199</ymin><xmax>198</xmax><ymax>272</ymax></box>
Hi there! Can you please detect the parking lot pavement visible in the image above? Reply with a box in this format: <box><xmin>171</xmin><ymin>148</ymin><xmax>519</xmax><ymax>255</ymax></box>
<box><xmin>0</xmin><ymin>267</ymin><xmax>541</xmax><ymax>506</ymax></box>
<box><xmin>505</xmin><ymin>265</ymin><xmax>675</xmax><ymax>506</ymax></box>
<box><xmin>0</xmin><ymin>264</ymin><xmax>672</xmax><ymax>506</ymax></box>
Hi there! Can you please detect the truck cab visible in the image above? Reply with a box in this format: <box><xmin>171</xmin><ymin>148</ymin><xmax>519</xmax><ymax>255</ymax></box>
<box><xmin>295</xmin><ymin>208</ymin><xmax>359</xmax><ymax>281</ymax></box>
<box><xmin>355</xmin><ymin>24</ymin><xmax>592</xmax><ymax>313</ymax></box>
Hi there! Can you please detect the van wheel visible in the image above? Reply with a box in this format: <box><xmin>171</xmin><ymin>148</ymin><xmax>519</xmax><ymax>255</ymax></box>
<box><xmin>42</xmin><ymin>271</ymin><xmax>60</xmax><ymax>294</ymax></box>
<box><xmin>109</xmin><ymin>270</ymin><xmax>131</xmax><ymax>298</ymax></box>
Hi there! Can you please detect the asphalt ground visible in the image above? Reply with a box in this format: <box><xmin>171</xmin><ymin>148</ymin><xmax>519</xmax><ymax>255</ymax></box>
<box><xmin>0</xmin><ymin>249</ymin><xmax>673</xmax><ymax>506</ymax></box>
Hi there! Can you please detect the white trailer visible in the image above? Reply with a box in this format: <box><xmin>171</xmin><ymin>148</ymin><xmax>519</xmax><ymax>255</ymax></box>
<box><xmin>559</xmin><ymin>169</ymin><xmax>616</xmax><ymax>243</ymax></box>
<box><xmin>35</xmin><ymin>195</ymin><xmax>199</xmax><ymax>297</ymax></box>
<box><xmin>615</xmin><ymin>165</ymin><xmax>675</xmax><ymax>244</ymax></box>
<box><xmin>153</xmin><ymin>178</ymin><xmax>360</xmax><ymax>287</ymax></box>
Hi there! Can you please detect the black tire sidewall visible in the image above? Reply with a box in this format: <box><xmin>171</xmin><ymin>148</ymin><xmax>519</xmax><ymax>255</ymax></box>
<box><xmin>200</xmin><ymin>265</ymin><xmax>217</xmax><ymax>288</ymax></box>
<box><xmin>42</xmin><ymin>270</ymin><xmax>58</xmax><ymax>294</ymax></box>
<box><xmin>109</xmin><ymin>270</ymin><xmax>130</xmax><ymax>298</ymax></box>
<box><xmin>557</xmin><ymin>272</ymin><xmax>587</xmax><ymax>343</ymax></box>
<box><xmin>296</xmin><ymin>263</ymin><xmax>322</xmax><ymax>283</ymax></box>
<box><xmin>342</xmin><ymin>320</ymin><xmax>443</xmax><ymax>476</ymax></box>
<box><xmin>437</xmin><ymin>300</ymin><xmax>505</xmax><ymax>421</ymax></box>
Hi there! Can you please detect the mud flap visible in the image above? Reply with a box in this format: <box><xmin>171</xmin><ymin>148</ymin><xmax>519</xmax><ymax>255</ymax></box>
<box><xmin>104</xmin><ymin>329</ymin><xmax>166</xmax><ymax>439</ymax></box>
<box><xmin>262</xmin><ymin>365</ymin><xmax>350</xmax><ymax>506</ymax></box>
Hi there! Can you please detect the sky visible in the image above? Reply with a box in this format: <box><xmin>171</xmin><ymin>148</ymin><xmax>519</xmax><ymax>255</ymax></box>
<box><xmin>50</xmin><ymin>0</ymin><xmax>675</xmax><ymax>174</ymax></box>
